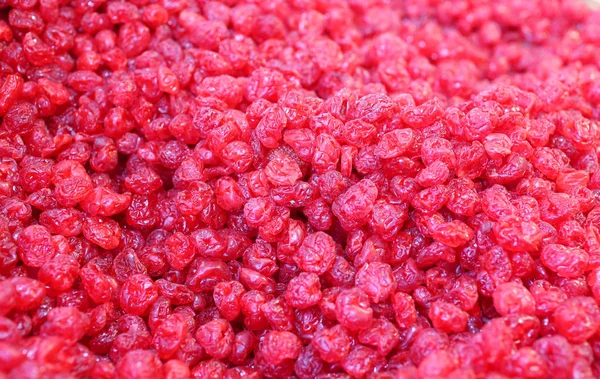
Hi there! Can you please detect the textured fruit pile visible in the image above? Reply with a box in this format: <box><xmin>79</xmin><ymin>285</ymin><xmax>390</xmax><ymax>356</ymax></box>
<box><xmin>2</xmin><ymin>0</ymin><xmax>600</xmax><ymax>378</ymax></box>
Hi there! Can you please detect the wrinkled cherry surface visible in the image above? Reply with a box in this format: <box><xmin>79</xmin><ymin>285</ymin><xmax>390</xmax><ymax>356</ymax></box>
<box><xmin>2</xmin><ymin>0</ymin><xmax>600</xmax><ymax>378</ymax></box>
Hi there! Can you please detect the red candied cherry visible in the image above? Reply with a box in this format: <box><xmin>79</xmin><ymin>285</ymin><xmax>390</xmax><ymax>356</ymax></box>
<box><xmin>213</xmin><ymin>281</ymin><xmax>245</xmax><ymax>321</ymax></box>
<box><xmin>0</xmin><ymin>74</ymin><xmax>24</xmax><ymax>117</ymax></box>
<box><xmin>325</xmin><ymin>255</ymin><xmax>356</xmax><ymax>288</ymax></box>
<box><xmin>332</xmin><ymin>179</ymin><xmax>378</xmax><ymax>231</ymax></box>
<box><xmin>90</xmin><ymin>136</ymin><xmax>118</xmax><ymax>172</ymax></box>
<box><xmin>253</xmin><ymin>350</ymin><xmax>295</xmax><ymax>379</ymax></box>
<box><xmin>493</xmin><ymin>282</ymin><xmax>536</xmax><ymax>316</ymax></box>
<box><xmin>240</xmin><ymin>290</ymin><xmax>270</xmax><ymax>331</ymax></box>
<box><xmin>175</xmin><ymin>181</ymin><xmax>212</xmax><ymax>216</ymax></box>
<box><xmin>224</xmin><ymin>367</ymin><xmax>262</xmax><ymax>379</ymax></box>
<box><xmin>0</xmin><ymin>341</ymin><xmax>25</xmax><ymax>372</ymax></box>
<box><xmin>0</xmin><ymin>317</ymin><xmax>20</xmax><ymax>346</ymax></box>
<box><xmin>214</xmin><ymin>176</ymin><xmax>244</xmax><ymax>211</ymax></box>
<box><xmin>264</xmin><ymin>151</ymin><xmax>303</xmax><ymax>187</ymax></box>
<box><xmin>283</xmin><ymin>129</ymin><xmax>315</xmax><ymax>162</ymax></box>
<box><xmin>375</xmin><ymin>129</ymin><xmax>417</xmax><ymax>159</ymax></box>
<box><xmin>541</xmin><ymin>243</ymin><xmax>589</xmax><ymax>278</ymax></box>
<box><xmin>17</xmin><ymin>224</ymin><xmax>56</xmax><ymax>267</ymax></box>
<box><xmin>502</xmin><ymin>347</ymin><xmax>548</xmax><ymax>379</ymax></box>
<box><xmin>157</xmin><ymin>66</ymin><xmax>180</xmax><ymax>95</ymax></box>
<box><xmin>319</xmin><ymin>287</ymin><xmax>342</xmax><ymax>321</ymax></box>
<box><xmin>531</xmin><ymin>147</ymin><xmax>568</xmax><ymax>180</ymax></box>
<box><xmin>259</xmin><ymin>331</ymin><xmax>302</xmax><ymax>365</ymax></box>
<box><xmin>165</xmin><ymin>232</ymin><xmax>196</xmax><ymax>271</ymax></box>
<box><xmin>294</xmin><ymin>345</ymin><xmax>325</xmax><ymax>379</ymax></box>
<box><xmin>446</xmin><ymin>178</ymin><xmax>480</xmax><ymax>217</ymax></box>
<box><xmin>243</xmin><ymin>197</ymin><xmax>275</xmax><ymax>227</ymax></box>
<box><xmin>480</xmin><ymin>318</ymin><xmax>514</xmax><ymax>364</ymax></box>
<box><xmin>52</xmin><ymin>161</ymin><xmax>94</xmax><ymax>207</ymax></box>
<box><xmin>119</xmin><ymin>274</ymin><xmax>158</xmax><ymax>316</ymax></box>
<box><xmin>358</xmin><ymin>318</ymin><xmax>400</xmax><ymax>356</ymax></box>
<box><xmin>239</xmin><ymin>267</ymin><xmax>276</xmax><ymax>293</ymax></box>
<box><xmin>2</xmin><ymin>101</ymin><xmax>38</xmax><ymax>135</ymax></box>
<box><xmin>431</xmin><ymin>220</ymin><xmax>474</xmax><ymax>248</ymax></box>
<box><xmin>538</xmin><ymin>192</ymin><xmax>580</xmax><ymax>224</ymax></box>
<box><xmin>367</xmin><ymin>200</ymin><xmax>408</xmax><ymax>241</ymax></box>
<box><xmin>391</xmin><ymin>292</ymin><xmax>417</xmax><ymax>329</ymax></box>
<box><xmin>240</xmin><ymin>243</ymin><xmax>275</xmax><ymax>278</ymax></box>
<box><xmin>229</xmin><ymin>330</ymin><xmax>257</xmax><ymax>365</ymax></box>
<box><xmin>420</xmin><ymin>137</ymin><xmax>456</xmax><ymax>167</ymax></box>
<box><xmin>493</xmin><ymin>216</ymin><xmax>542</xmax><ymax>252</ymax></box>
<box><xmin>155</xmin><ymin>279</ymin><xmax>194</xmax><ymax>305</ymax></box>
<box><xmin>0</xmin><ymin>284</ymin><xmax>16</xmax><ymax>316</ymax></box>
<box><xmin>91</xmin><ymin>361</ymin><xmax>117</xmax><ymax>378</ymax></box>
<box><xmin>480</xmin><ymin>185</ymin><xmax>518</xmax><ymax>221</ymax></box>
<box><xmin>18</xmin><ymin>156</ymin><xmax>53</xmax><ymax>193</ymax></box>
<box><xmin>79</xmin><ymin>187</ymin><xmax>132</xmax><ymax>217</ymax></box>
<box><xmin>393</xmin><ymin>258</ymin><xmax>425</xmax><ymax>293</ymax></box>
<box><xmin>243</xmin><ymin>241</ymin><xmax>278</xmax><ymax>276</ymax></box>
<box><xmin>293</xmin><ymin>231</ymin><xmax>336</xmax><ymax>275</ymax></box>
<box><xmin>529</xmin><ymin>280</ymin><xmax>568</xmax><ymax>317</ymax></box>
<box><xmin>115</xmin><ymin>350</ymin><xmax>162</xmax><ymax>379</ymax></box>
<box><xmin>311</xmin><ymin>134</ymin><xmax>341</xmax><ymax>174</ymax></box>
<box><xmin>415</xmin><ymin>241</ymin><xmax>456</xmax><ymax>268</ymax></box>
<box><xmin>40</xmin><ymin>306</ymin><xmax>90</xmax><ymax>343</ymax></box>
<box><xmin>557</xmin><ymin>220</ymin><xmax>586</xmax><ymax>248</ymax></box>
<box><xmin>341</xmin><ymin>119</ymin><xmax>376</xmax><ymax>148</ymax></box>
<box><xmin>553</xmin><ymin>297</ymin><xmax>600</xmax><ymax>344</ymax></box>
<box><xmin>410</xmin><ymin>328</ymin><xmax>450</xmax><ymax>365</ymax></box>
<box><xmin>532</xmin><ymin>336</ymin><xmax>574</xmax><ymax>379</ymax></box>
<box><xmin>589</xmin><ymin>268</ymin><xmax>600</xmax><ymax>303</ymax></box>
<box><xmin>39</xmin><ymin>208</ymin><xmax>83</xmax><ymax>237</ymax></box>
<box><xmin>260</xmin><ymin>297</ymin><xmax>294</xmax><ymax>331</ymax></box>
<box><xmin>195</xmin><ymin>318</ymin><xmax>234</xmax><ymax>360</ymax></box>
<box><xmin>246</xmin><ymin>170</ymin><xmax>272</xmax><ymax>198</ymax></box>
<box><xmin>221</xmin><ymin>141</ymin><xmax>253</xmax><ymax>173</ymax></box>
<box><xmin>445</xmin><ymin>276</ymin><xmax>479</xmax><ymax>312</ymax></box>
<box><xmin>303</xmin><ymin>198</ymin><xmax>333</xmax><ymax>231</ymax></box>
<box><xmin>415</xmin><ymin>160</ymin><xmax>451</xmax><ymax>187</ymax></box>
<box><xmin>6</xmin><ymin>277</ymin><xmax>46</xmax><ymax>311</ymax></box>
<box><xmin>483</xmin><ymin>133</ymin><xmax>513</xmax><ymax>160</ymax></box>
<box><xmin>311</xmin><ymin>324</ymin><xmax>352</xmax><ymax>363</ymax></box>
<box><xmin>163</xmin><ymin>359</ymin><xmax>190</xmax><ymax>379</ymax></box>
<box><xmin>172</xmin><ymin>156</ymin><xmax>204</xmax><ymax>187</ymax></box>
<box><xmin>427</xmin><ymin>301</ymin><xmax>468</xmax><ymax>333</ymax></box>
<box><xmin>417</xmin><ymin>350</ymin><xmax>458</xmax><ymax>378</ymax></box>
<box><xmin>255</xmin><ymin>105</ymin><xmax>287</xmax><ymax>148</ymax></box>
<box><xmin>80</xmin><ymin>263</ymin><xmax>117</xmax><ymax>304</ymax></box>
<box><xmin>555</xmin><ymin>170</ymin><xmax>589</xmax><ymax>193</ymax></box>
<box><xmin>123</xmin><ymin>164</ymin><xmax>164</xmax><ymax>195</ymax></box>
<box><xmin>503</xmin><ymin>314</ymin><xmax>541</xmax><ymax>349</ymax></box>
<box><xmin>196</xmin><ymin>75</ymin><xmax>243</xmax><ymax>108</ymax></box>
<box><xmin>341</xmin><ymin>345</ymin><xmax>381</xmax><ymax>378</ymax></box>
<box><xmin>285</xmin><ymin>272</ymin><xmax>322</xmax><ymax>309</ymax></box>
<box><xmin>82</xmin><ymin>215</ymin><xmax>122</xmax><ymax>250</ymax></box>
<box><xmin>37</xmin><ymin>254</ymin><xmax>80</xmax><ymax>291</ymax></box>
<box><xmin>190</xmin><ymin>228</ymin><xmax>227</xmax><ymax>259</ymax></box>
<box><xmin>191</xmin><ymin>359</ymin><xmax>227</xmax><ymax>379</ymax></box>
<box><xmin>411</xmin><ymin>185</ymin><xmax>449</xmax><ymax>214</ymax></box>
<box><xmin>355</xmin><ymin>262</ymin><xmax>397</xmax><ymax>303</ymax></box>
<box><xmin>335</xmin><ymin>287</ymin><xmax>373</xmax><ymax>332</ymax></box>
<box><xmin>186</xmin><ymin>258</ymin><xmax>232</xmax><ymax>292</ymax></box>
<box><xmin>152</xmin><ymin>313</ymin><xmax>187</xmax><ymax>360</ymax></box>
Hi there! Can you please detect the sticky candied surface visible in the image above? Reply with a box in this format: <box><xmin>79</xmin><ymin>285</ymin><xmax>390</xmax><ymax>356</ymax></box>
<box><xmin>2</xmin><ymin>0</ymin><xmax>600</xmax><ymax>378</ymax></box>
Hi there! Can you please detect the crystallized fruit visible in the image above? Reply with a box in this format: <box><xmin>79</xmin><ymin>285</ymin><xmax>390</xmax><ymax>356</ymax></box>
<box><xmin>3</xmin><ymin>0</ymin><xmax>600</xmax><ymax>378</ymax></box>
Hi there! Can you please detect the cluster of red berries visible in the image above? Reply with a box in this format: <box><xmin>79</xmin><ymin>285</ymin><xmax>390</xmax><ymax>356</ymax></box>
<box><xmin>2</xmin><ymin>0</ymin><xmax>600</xmax><ymax>378</ymax></box>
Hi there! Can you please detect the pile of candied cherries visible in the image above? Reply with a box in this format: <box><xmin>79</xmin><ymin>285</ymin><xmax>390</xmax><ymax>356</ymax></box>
<box><xmin>3</xmin><ymin>0</ymin><xmax>600</xmax><ymax>377</ymax></box>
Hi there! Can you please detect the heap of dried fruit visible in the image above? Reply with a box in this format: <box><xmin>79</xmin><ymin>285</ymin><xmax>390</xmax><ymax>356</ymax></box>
<box><xmin>2</xmin><ymin>0</ymin><xmax>600</xmax><ymax>377</ymax></box>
